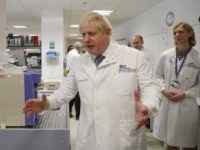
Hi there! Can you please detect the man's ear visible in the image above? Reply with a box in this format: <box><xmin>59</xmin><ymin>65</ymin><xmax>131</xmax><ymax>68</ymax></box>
<box><xmin>105</xmin><ymin>28</ymin><xmax>111</xmax><ymax>36</ymax></box>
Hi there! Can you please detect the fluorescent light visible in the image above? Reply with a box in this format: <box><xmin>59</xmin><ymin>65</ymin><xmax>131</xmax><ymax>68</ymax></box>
<box><xmin>13</xmin><ymin>25</ymin><xmax>27</xmax><ymax>29</ymax></box>
<box><xmin>69</xmin><ymin>34</ymin><xmax>79</xmax><ymax>37</ymax></box>
<box><xmin>70</xmin><ymin>24</ymin><xmax>79</xmax><ymax>28</ymax></box>
<box><xmin>77</xmin><ymin>37</ymin><xmax>83</xmax><ymax>40</ymax></box>
<box><xmin>29</xmin><ymin>34</ymin><xmax>39</xmax><ymax>37</ymax></box>
<box><xmin>93</xmin><ymin>10</ymin><xmax>113</xmax><ymax>16</ymax></box>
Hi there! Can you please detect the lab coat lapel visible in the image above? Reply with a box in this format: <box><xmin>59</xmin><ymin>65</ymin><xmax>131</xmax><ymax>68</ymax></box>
<box><xmin>98</xmin><ymin>56</ymin><xmax>116</xmax><ymax>68</ymax></box>
<box><xmin>94</xmin><ymin>56</ymin><xmax>116</xmax><ymax>87</ymax></box>
<box><xmin>98</xmin><ymin>40</ymin><xmax>117</xmax><ymax>67</ymax></box>
<box><xmin>81</xmin><ymin>41</ymin><xmax>117</xmax><ymax>84</ymax></box>
<box><xmin>184</xmin><ymin>48</ymin><xmax>194</xmax><ymax>65</ymax></box>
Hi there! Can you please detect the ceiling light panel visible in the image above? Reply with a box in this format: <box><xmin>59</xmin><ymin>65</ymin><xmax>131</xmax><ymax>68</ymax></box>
<box><xmin>93</xmin><ymin>10</ymin><xmax>113</xmax><ymax>16</ymax></box>
<box><xmin>70</xmin><ymin>24</ymin><xmax>79</xmax><ymax>28</ymax></box>
<box><xmin>13</xmin><ymin>25</ymin><xmax>27</xmax><ymax>29</ymax></box>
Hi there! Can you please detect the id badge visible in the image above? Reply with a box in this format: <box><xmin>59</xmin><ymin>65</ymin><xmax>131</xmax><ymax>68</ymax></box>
<box><xmin>170</xmin><ymin>80</ymin><xmax>181</xmax><ymax>90</ymax></box>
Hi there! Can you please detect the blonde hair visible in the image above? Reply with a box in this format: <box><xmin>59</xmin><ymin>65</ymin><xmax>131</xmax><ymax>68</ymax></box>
<box><xmin>79</xmin><ymin>12</ymin><xmax>112</xmax><ymax>34</ymax></box>
<box><xmin>173</xmin><ymin>22</ymin><xmax>196</xmax><ymax>46</ymax></box>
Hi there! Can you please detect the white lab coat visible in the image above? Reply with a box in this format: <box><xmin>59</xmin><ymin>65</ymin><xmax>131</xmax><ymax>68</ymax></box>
<box><xmin>66</xmin><ymin>48</ymin><xmax>80</xmax><ymax>72</ymax></box>
<box><xmin>153</xmin><ymin>47</ymin><xmax>200</xmax><ymax>147</ymax></box>
<box><xmin>136</xmin><ymin>126</ymin><xmax>147</xmax><ymax>150</ymax></box>
<box><xmin>48</xmin><ymin>41</ymin><xmax>159</xmax><ymax>150</ymax></box>
<box><xmin>140</xmin><ymin>47</ymin><xmax>155</xmax><ymax>71</ymax></box>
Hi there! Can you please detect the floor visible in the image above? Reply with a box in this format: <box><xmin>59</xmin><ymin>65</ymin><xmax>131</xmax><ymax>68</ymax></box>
<box><xmin>69</xmin><ymin>117</ymin><xmax>164</xmax><ymax>150</ymax></box>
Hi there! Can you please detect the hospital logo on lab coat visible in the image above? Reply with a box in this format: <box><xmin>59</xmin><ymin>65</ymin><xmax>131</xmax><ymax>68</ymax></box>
<box><xmin>119</xmin><ymin>64</ymin><xmax>136</xmax><ymax>73</ymax></box>
<box><xmin>188</xmin><ymin>62</ymin><xmax>199</xmax><ymax>69</ymax></box>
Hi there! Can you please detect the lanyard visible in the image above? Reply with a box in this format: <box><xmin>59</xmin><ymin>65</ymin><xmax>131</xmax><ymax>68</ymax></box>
<box><xmin>175</xmin><ymin>48</ymin><xmax>191</xmax><ymax>78</ymax></box>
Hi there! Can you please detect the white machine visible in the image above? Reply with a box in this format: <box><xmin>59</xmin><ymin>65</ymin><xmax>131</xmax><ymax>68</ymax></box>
<box><xmin>24</xmin><ymin>49</ymin><xmax>41</xmax><ymax>69</ymax></box>
<box><xmin>0</xmin><ymin>73</ymin><xmax>70</xmax><ymax>150</ymax></box>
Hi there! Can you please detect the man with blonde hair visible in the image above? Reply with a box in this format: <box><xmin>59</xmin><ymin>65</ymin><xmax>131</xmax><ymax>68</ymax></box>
<box><xmin>23</xmin><ymin>12</ymin><xmax>159</xmax><ymax>150</ymax></box>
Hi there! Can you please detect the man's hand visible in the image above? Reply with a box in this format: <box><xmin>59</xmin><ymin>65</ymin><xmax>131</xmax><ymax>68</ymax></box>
<box><xmin>134</xmin><ymin>90</ymin><xmax>148</xmax><ymax>130</ymax></box>
<box><xmin>23</xmin><ymin>94</ymin><xmax>49</xmax><ymax>117</ymax></box>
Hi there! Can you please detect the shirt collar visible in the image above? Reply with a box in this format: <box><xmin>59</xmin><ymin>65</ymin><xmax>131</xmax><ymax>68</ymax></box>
<box><xmin>89</xmin><ymin>41</ymin><xmax>112</xmax><ymax>60</ymax></box>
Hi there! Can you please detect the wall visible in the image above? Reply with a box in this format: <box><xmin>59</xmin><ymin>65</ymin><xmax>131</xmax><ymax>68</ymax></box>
<box><xmin>113</xmin><ymin>0</ymin><xmax>200</xmax><ymax>66</ymax></box>
<box><xmin>0</xmin><ymin>0</ymin><xmax>6</xmax><ymax>51</ymax></box>
<box><xmin>41</xmin><ymin>9</ymin><xmax>64</xmax><ymax>80</ymax></box>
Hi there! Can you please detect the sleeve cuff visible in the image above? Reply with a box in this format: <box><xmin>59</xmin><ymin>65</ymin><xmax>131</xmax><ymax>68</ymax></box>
<box><xmin>160</xmin><ymin>87</ymin><xmax>165</xmax><ymax>92</ymax></box>
<box><xmin>143</xmin><ymin>100</ymin><xmax>159</xmax><ymax>117</ymax></box>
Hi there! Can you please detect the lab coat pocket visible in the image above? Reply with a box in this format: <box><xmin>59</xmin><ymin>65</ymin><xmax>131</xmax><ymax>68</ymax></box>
<box><xmin>77</xmin><ymin>118</ymin><xmax>90</xmax><ymax>147</ymax></box>
<box><xmin>180</xmin><ymin>98</ymin><xmax>198</xmax><ymax>116</ymax></box>
<box><xmin>183</xmin><ymin>65</ymin><xmax>199</xmax><ymax>86</ymax></box>
<box><xmin>76</xmin><ymin>75</ymin><xmax>89</xmax><ymax>89</ymax></box>
<box><xmin>76</xmin><ymin>74</ymin><xmax>89</xmax><ymax>82</ymax></box>
<box><xmin>119</xmin><ymin>119</ymin><xmax>137</xmax><ymax>150</ymax></box>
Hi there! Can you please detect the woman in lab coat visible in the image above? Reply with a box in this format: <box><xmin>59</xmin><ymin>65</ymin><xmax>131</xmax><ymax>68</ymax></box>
<box><xmin>153</xmin><ymin>22</ymin><xmax>200</xmax><ymax>150</ymax></box>
<box><xmin>23</xmin><ymin>12</ymin><xmax>159</xmax><ymax>150</ymax></box>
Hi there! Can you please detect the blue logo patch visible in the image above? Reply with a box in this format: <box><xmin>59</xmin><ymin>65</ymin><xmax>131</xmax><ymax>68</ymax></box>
<box><xmin>119</xmin><ymin>64</ymin><xmax>136</xmax><ymax>73</ymax></box>
<box><xmin>188</xmin><ymin>62</ymin><xmax>199</xmax><ymax>69</ymax></box>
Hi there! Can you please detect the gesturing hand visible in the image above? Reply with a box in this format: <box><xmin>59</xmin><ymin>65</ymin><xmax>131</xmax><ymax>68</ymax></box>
<box><xmin>23</xmin><ymin>94</ymin><xmax>49</xmax><ymax>117</ymax></box>
<box><xmin>134</xmin><ymin>90</ymin><xmax>148</xmax><ymax>130</ymax></box>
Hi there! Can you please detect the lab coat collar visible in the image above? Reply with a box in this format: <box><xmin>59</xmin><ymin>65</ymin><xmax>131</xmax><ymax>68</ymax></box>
<box><xmin>184</xmin><ymin>48</ymin><xmax>194</xmax><ymax>64</ymax></box>
<box><xmin>81</xmin><ymin>41</ymin><xmax>117</xmax><ymax>78</ymax></box>
<box><xmin>173</xmin><ymin>47</ymin><xmax>194</xmax><ymax>64</ymax></box>
<box><xmin>85</xmin><ymin>41</ymin><xmax>117</xmax><ymax>67</ymax></box>
<box><xmin>98</xmin><ymin>40</ymin><xmax>117</xmax><ymax>67</ymax></box>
